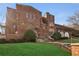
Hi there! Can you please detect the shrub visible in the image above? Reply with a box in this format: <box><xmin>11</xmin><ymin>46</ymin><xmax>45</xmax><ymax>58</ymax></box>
<box><xmin>8</xmin><ymin>39</ymin><xmax>16</xmax><ymax>43</ymax></box>
<box><xmin>15</xmin><ymin>39</ymin><xmax>25</xmax><ymax>43</ymax></box>
<box><xmin>0</xmin><ymin>39</ymin><xmax>7</xmax><ymax>43</ymax></box>
<box><xmin>7</xmin><ymin>39</ymin><xmax>24</xmax><ymax>43</ymax></box>
<box><xmin>23</xmin><ymin>29</ymin><xmax>36</xmax><ymax>42</ymax></box>
<box><xmin>51</xmin><ymin>32</ymin><xmax>61</xmax><ymax>40</ymax></box>
<box><xmin>61</xmin><ymin>37</ymin><xmax>68</xmax><ymax>39</ymax></box>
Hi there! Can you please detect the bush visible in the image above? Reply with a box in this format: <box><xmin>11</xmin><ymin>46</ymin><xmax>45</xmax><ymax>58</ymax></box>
<box><xmin>61</xmin><ymin>37</ymin><xmax>68</xmax><ymax>39</ymax></box>
<box><xmin>16</xmin><ymin>39</ymin><xmax>24</xmax><ymax>43</ymax></box>
<box><xmin>0</xmin><ymin>39</ymin><xmax>7</xmax><ymax>43</ymax></box>
<box><xmin>51</xmin><ymin>32</ymin><xmax>61</xmax><ymax>40</ymax></box>
<box><xmin>23</xmin><ymin>29</ymin><xmax>36</xmax><ymax>42</ymax></box>
<box><xmin>6</xmin><ymin>39</ymin><xmax>25</xmax><ymax>43</ymax></box>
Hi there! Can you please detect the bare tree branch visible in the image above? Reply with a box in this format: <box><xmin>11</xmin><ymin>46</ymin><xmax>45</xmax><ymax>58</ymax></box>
<box><xmin>67</xmin><ymin>11</ymin><xmax>79</xmax><ymax>30</ymax></box>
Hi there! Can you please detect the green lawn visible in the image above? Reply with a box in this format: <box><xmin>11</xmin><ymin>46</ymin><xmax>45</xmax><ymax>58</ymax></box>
<box><xmin>71</xmin><ymin>37</ymin><xmax>79</xmax><ymax>43</ymax></box>
<box><xmin>57</xmin><ymin>39</ymin><xmax>71</xmax><ymax>43</ymax></box>
<box><xmin>0</xmin><ymin>43</ymin><xmax>70</xmax><ymax>56</ymax></box>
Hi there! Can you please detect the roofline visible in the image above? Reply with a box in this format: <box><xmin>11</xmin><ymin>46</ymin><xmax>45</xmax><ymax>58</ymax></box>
<box><xmin>55</xmin><ymin>24</ymin><xmax>79</xmax><ymax>32</ymax></box>
<box><xmin>7</xmin><ymin>7</ymin><xmax>16</xmax><ymax>11</ymax></box>
<box><xmin>16</xmin><ymin>4</ymin><xmax>42</xmax><ymax>13</ymax></box>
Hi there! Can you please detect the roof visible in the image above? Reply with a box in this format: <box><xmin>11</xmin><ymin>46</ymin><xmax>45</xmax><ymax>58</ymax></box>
<box><xmin>55</xmin><ymin>24</ymin><xmax>79</xmax><ymax>34</ymax></box>
<box><xmin>0</xmin><ymin>24</ymin><xmax>5</xmax><ymax>28</ymax></box>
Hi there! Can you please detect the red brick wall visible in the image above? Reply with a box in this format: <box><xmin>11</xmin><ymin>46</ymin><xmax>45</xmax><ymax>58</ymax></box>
<box><xmin>6</xmin><ymin>4</ymin><xmax>55</xmax><ymax>41</ymax></box>
<box><xmin>6</xmin><ymin>4</ymin><xmax>42</xmax><ymax>40</ymax></box>
<box><xmin>38</xmin><ymin>12</ymin><xmax>55</xmax><ymax>39</ymax></box>
<box><xmin>46</xmin><ymin>12</ymin><xmax>55</xmax><ymax>33</ymax></box>
<box><xmin>6</xmin><ymin>7</ymin><xmax>18</xmax><ymax>40</ymax></box>
<box><xmin>16</xmin><ymin>4</ymin><xmax>41</xmax><ymax>26</ymax></box>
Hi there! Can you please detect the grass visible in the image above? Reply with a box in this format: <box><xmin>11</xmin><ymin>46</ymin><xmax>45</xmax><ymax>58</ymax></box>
<box><xmin>0</xmin><ymin>43</ymin><xmax>71</xmax><ymax>56</ymax></box>
<box><xmin>57</xmin><ymin>39</ymin><xmax>71</xmax><ymax>43</ymax></box>
<box><xmin>71</xmin><ymin>37</ymin><xmax>79</xmax><ymax>43</ymax></box>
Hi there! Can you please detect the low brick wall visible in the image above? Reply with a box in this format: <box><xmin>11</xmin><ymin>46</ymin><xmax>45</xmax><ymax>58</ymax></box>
<box><xmin>0</xmin><ymin>34</ymin><xmax>6</xmax><ymax>39</ymax></box>
<box><xmin>71</xmin><ymin>43</ymin><xmax>79</xmax><ymax>56</ymax></box>
<box><xmin>6</xmin><ymin>34</ymin><xmax>23</xmax><ymax>40</ymax></box>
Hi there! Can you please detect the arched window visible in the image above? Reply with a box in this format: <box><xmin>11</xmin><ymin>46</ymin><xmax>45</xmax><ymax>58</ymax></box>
<box><xmin>13</xmin><ymin>24</ymin><xmax>17</xmax><ymax>34</ymax></box>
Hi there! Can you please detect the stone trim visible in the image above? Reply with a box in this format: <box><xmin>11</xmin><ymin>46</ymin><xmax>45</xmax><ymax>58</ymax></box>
<box><xmin>71</xmin><ymin>43</ymin><xmax>79</xmax><ymax>56</ymax></box>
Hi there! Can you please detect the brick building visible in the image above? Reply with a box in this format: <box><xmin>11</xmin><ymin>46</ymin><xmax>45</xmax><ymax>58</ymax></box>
<box><xmin>6</xmin><ymin>4</ymin><xmax>79</xmax><ymax>41</ymax></box>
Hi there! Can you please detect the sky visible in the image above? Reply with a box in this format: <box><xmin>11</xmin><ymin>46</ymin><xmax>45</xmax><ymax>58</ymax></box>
<box><xmin>0</xmin><ymin>3</ymin><xmax>79</xmax><ymax>25</ymax></box>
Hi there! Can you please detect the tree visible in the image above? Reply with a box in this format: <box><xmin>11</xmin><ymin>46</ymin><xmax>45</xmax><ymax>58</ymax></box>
<box><xmin>67</xmin><ymin>11</ymin><xmax>79</xmax><ymax>30</ymax></box>
<box><xmin>23</xmin><ymin>29</ymin><xmax>36</xmax><ymax>42</ymax></box>
<box><xmin>51</xmin><ymin>32</ymin><xmax>61</xmax><ymax>40</ymax></box>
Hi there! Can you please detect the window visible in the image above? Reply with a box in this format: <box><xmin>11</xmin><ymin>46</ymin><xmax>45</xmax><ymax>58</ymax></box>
<box><xmin>13</xmin><ymin>24</ymin><xmax>17</xmax><ymax>34</ymax></box>
<box><xmin>16</xmin><ymin>14</ymin><xmax>18</xmax><ymax>20</ymax></box>
<box><xmin>26</xmin><ymin>13</ymin><xmax>29</xmax><ymax>18</ymax></box>
<box><xmin>33</xmin><ymin>15</ymin><xmax>36</xmax><ymax>20</ymax></box>
<box><xmin>29</xmin><ymin>13</ymin><xmax>34</xmax><ymax>19</ymax></box>
<box><xmin>31</xmin><ymin>14</ymin><xmax>33</xmax><ymax>19</ymax></box>
<box><xmin>30</xmin><ymin>13</ymin><xmax>33</xmax><ymax>19</ymax></box>
<box><xmin>13</xmin><ymin>13</ymin><xmax>16</xmax><ymax>18</ymax></box>
<box><xmin>26</xmin><ymin>12</ymin><xmax>37</xmax><ymax>19</ymax></box>
<box><xmin>44</xmin><ymin>13</ymin><xmax>47</xmax><ymax>18</ymax></box>
<box><xmin>13</xmin><ymin>24</ymin><xmax>16</xmax><ymax>29</ymax></box>
<box><xmin>65</xmin><ymin>32</ymin><xmax>69</xmax><ymax>38</ymax></box>
<box><xmin>16</xmin><ymin>17</ymin><xmax>18</xmax><ymax>20</ymax></box>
